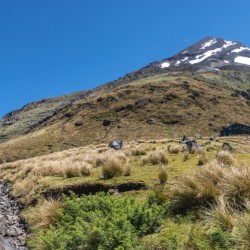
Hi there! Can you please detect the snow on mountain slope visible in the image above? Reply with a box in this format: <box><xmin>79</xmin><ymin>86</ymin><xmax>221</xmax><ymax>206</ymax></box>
<box><xmin>158</xmin><ymin>37</ymin><xmax>250</xmax><ymax>72</ymax></box>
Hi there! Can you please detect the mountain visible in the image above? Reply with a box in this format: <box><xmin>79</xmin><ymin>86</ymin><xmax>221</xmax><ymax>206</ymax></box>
<box><xmin>108</xmin><ymin>37</ymin><xmax>250</xmax><ymax>84</ymax></box>
<box><xmin>1</xmin><ymin>36</ymin><xmax>250</xmax><ymax>162</ymax></box>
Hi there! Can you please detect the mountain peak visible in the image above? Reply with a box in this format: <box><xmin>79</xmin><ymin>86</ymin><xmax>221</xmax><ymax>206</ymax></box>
<box><xmin>158</xmin><ymin>37</ymin><xmax>250</xmax><ymax>72</ymax></box>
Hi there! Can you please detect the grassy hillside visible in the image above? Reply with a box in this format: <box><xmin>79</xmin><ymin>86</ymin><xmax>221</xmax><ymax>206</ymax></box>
<box><xmin>0</xmin><ymin>71</ymin><xmax>250</xmax><ymax>163</ymax></box>
<box><xmin>1</xmin><ymin>136</ymin><xmax>250</xmax><ymax>249</ymax></box>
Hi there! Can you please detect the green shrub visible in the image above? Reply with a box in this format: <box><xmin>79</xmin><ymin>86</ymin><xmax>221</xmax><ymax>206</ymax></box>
<box><xmin>30</xmin><ymin>192</ymin><xmax>167</xmax><ymax>250</ymax></box>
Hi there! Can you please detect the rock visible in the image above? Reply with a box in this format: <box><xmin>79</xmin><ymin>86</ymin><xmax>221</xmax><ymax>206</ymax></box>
<box><xmin>62</xmin><ymin>112</ymin><xmax>74</xmax><ymax>119</ymax></box>
<box><xmin>74</xmin><ymin>121</ymin><xmax>83</xmax><ymax>127</ymax></box>
<box><xmin>146</xmin><ymin>118</ymin><xmax>154</xmax><ymax>125</ymax></box>
<box><xmin>222</xmin><ymin>142</ymin><xmax>234</xmax><ymax>152</ymax></box>
<box><xmin>179</xmin><ymin>135</ymin><xmax>189</xmax><ymax>144</ymax></box>
<box><xmin>186</xmin><ymin>140</ymin><xmax>203</xmax><ymax>151</ymax></box>
<box><xmin>109</xmin><ymin>140</ymin><xmax>123</xmax><ymax>150</ymax></box>
<box><xmin>103</xmin><ymin>119</ymin><xmax>112</xmax><ymax>126</ymax></box>
<box><xmin>0</xmin><ymin>180</ymin><xmax>27</xmax><ymax>249</ymax></box>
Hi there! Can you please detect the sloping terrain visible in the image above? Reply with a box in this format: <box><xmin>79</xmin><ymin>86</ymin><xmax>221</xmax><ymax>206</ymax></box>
<box><xmin>1</xmin><ymin>37</ymin><xmax>250</xmax><ymax>249</ymax></box>
<box><xmin>0</xmin><ymin>71</ymin><xmax>250</xmax><ymax>163</ymax></box>
<box><xmin>0</xmin><ymin>90</ymin><xmax>91</xmax><ymax>142</ymax></box>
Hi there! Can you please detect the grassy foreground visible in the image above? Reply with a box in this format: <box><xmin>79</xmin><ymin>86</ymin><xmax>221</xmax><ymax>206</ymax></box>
<box><xmin>1</xmin><ymin>136</ymin><xmax>250</xmax><ymax>249</ymax></box>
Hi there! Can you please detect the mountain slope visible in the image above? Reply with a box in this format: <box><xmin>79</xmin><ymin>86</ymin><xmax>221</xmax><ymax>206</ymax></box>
<box><xmin>0</xmin><ymin>90</ymin><xmax>91</xmax><ymax>142</ymax></box>
<box><xmin>0</xmin><ymin>37</ymin><xmax>250</xmax><ymax>162</ymax></box>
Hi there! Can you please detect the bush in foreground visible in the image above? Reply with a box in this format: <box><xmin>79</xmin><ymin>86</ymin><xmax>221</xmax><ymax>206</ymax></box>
<box><xmin>29</xmin><ymin>193</ymin><xmax>167</xmax><ymax>250</ymax></box>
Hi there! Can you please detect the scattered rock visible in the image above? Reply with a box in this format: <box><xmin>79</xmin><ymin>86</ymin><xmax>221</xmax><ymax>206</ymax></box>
<box><xmin>179</xmin><ymin>135</ymin><xmax>189</xmax><ymax>144</ymax></box>
<box><xmin>109</xmin><ymin>140</ymin><xmax>123</xmax><ymax>150</ymax></box>
<box><xmin>74</xmin><ymin>121</ymin><xmax>83</xmax><ymax>127</ymax></box>
<box><xmin>62</xmin><ymin>112</ymin><xmax>74</xmax><ymax>119</ymax></box>
<box><xmin>103</xmin><ymin>119</ymin><xmax>112</xmax><ymax>126</ymax></box>
<box><xmin>222</xmin><ymin>142</ymin><xmax>234</xmax><ymax>152</ymax></box>
<box><xmin>146</xmin><ymin>118</ymin><xmax>154</xmax><ymax>125</ymax></box>
<box><xmin>186</xmin><ymin>140</ymin><xmax>203</xmax><ymax>151</ymax></box>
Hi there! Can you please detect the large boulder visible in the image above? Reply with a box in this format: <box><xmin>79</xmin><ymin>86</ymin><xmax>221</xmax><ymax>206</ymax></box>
<box><xmin>109</xmin><ymin>140</ymin><xmax>123</xmax><ymax>150</ymax></box>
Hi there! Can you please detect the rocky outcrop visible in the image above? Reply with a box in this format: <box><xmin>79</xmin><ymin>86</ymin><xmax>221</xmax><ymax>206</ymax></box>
<box><xmin>0</xmin><ymin>180</ymin><xmax>27</xmax><ymax>249</ymax></box>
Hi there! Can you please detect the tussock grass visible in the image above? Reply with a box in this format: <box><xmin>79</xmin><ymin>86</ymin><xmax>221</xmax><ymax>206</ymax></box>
<box><xmin>142</xmin><ymin>149</ymin><xmax>168</xmax><ymax>166</ymax></box>
<box><xmin>24</xmin><ymin>198</ymin><xmax>63</xmax><ymax>230</ymax></box>
<box><xmin>220</xmin><ymin>165</ymin><xmax>250</xmax><ymax>209</ymax></box>
<box><xmin>131</xmin><ymin>147</ymin><xmax>147</xmax><ymax>156</ymax></box>
<box><xmin>170</xmin><ymin>162</ymin><xmax>224</xmax><ymax>213</ymax></box>
<box><xmin>13</xmin><ymin>178</ymin><xmax>34</xmax><ymax>196</ymax></box>
<box><xmin>233</xmin><ymin>213</ymin><xmax>250</xmax><ymax>249</ymax></box>
<box><xmin>101</xmin><ymin>153</ymin><xmax>129</xmax><ymax>179</ymax></box>
<box><xmin>167</xmin><ymin>144</ymin><xmax>181</xmax><ymax>154</ymax></box>
<box><xmin>205</xmin><ymin>197</ymin><xmax>235</xmax><ymax>231</ymax></box>
<box><xmin>217</xmin><ymin>150</ymin><xmax>235</xmax><ymax>167</ymax></box>
<box><xmin>170</xmin><ymin>156</ymin><xmax>250</xmax><ymax>215</ymax></box>
<box><xmin>197</xmin><ymin>153</ymin><xmax>208</xmax><ymax>166</ymax></box>
<box><xmin>158</xmin><ymin>167</ymin><xmax>168</xmax><ymax>186</ymax></box>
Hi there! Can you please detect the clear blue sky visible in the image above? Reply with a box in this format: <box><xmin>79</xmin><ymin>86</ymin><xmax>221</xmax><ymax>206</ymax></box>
<box><xmin>1</xmin><ymin>0</ymin><xmax>250</xmax><ymax>117</ymax></box>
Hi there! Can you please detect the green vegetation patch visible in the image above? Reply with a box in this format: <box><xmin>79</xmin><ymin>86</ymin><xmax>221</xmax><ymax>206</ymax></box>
<box><xmin>29</xmin><ymin>192</ymin><xmax>168</xmax><ymax>250</ymax></box>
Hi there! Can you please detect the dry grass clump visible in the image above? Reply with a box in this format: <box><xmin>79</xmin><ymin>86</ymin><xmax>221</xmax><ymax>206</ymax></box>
<box><xmin>170</xmin><ymin>160</ymin><xmax>250</xmax><ymax>214</ymax></box>
<box><xmin>131</xmin><ymin>147</ymin><xmax>147</xmax><ymax>156</ymax></box>
<box><xmin>102</xmin><ymin>159</ymin><xmax>125</xmax><ymax>179</ymax></box>
<box><xmin>183</xmin><ymin>152</ymin><xmax>189</xmax><ymax>162</ymax></box>
<box><xmin>170</xmin><ymin>163</ymin><xmax>225</xmax><ymax>213</ymax></box>
<box><xmin>220</xmin><ymin>165</ymin><xmax>250</xmax><ymax>209</ymax></box>
<box><xmin>197</xmin><ymin>153</ymin><xmax>208</xmax><ymax>166</ymax></box>
<box><xmin>167</xmin><ymin>144</ymin><xmax>181</xmax><ymax>154</ymax></box>
<box><xmin>79</xmin><ymin>163</ymin><xmax>92</xmax><ymax>176</ymax></box>
<box><xmin>64</xmin><ymin>162</ymin><xmax>93</xmax><ymax>178</ymax></box>
<box><xmin>233</xmin><ymin>212</ymin><xmax>250</xmax><ymax>249</ymax></box>
<box><xmin>24</xmin><ymin>198</ymin><xmax>63</xmax><ymax>230</ymax></box>
<box><xmin>64</xmin><ymin>164</ymin><xmax>81</xmax><ymax>178</ymax></box>
<box><xmin>142</xmin><ymin>149</ymin><xmax>168</xmax><ymax>166</ymax></box>
<box><xmin>205</xmin><ymin>197</ymin><xmax>235</xmax><ymax>231</ymax></box>
<box><xmin>100</xmin><ymin>152</ymin><xmax>129</xmax><ymax>179</ymax></box>
<box><xmin>158</xmin><ymin>167</ymin><xmax>168</xmax><ymax>186</ymax></box>
<box><xmin>217</xmin><ymin>150</ymin><xmax>235</xmax><ymax>167</ymax></box>
<box><xmin>13</xmin><ymin>178</ymin><xmax>34</xmax><ymax>196</ymax></box>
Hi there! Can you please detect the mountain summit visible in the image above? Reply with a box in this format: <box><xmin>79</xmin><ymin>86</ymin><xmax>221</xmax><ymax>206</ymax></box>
<box><xmin>158</xmin><ymin>36</ymin><xmax>250</xmax><ymax>72</ymax></box>
<box><xmin>110</xmin><ymin>37</ymin><xmax>250</xmax><ymax>85</ymax></box>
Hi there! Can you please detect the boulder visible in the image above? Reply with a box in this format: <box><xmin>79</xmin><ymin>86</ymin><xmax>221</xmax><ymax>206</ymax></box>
<box><xmin>186</xmin><ymin>140</ymin><xmax>203</xmax><ymax>151</ymax></box>
<box><xmin>109</xmin><ymin>140</ymin><xmax>123</xmax><ymax>150</ymax></box>
<box><xmin>103</xmin><ymin>119</ymin><xmax>112</xmax><ymax>126</ymax></box>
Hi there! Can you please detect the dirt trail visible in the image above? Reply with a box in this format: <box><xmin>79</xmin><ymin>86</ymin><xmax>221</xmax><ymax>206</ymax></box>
<box><xmin>0</xmin><ymin>180</ymin><xmax>27</xmax><ymax>250</ymax></box>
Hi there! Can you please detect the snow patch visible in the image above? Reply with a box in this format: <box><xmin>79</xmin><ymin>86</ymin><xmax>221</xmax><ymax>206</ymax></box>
<box><xmin>223</xmin><ymin>40</ymin><xmax>237</xmax><ymax>48</ymax></box>
<box><xmin>161</xmin><ymin>62</ymin><xmax>170</xmax><ymax>68</ymax></box>
<box><xmin>234</xmin><ymin>56</ymin><xmax>250</xmax><ymax>66</ymax></box>
<box><xmin>189</xmin><ymin>48</ymin><xmax>223</xmax><ymax>64</ymax></box>
<box><xmin>175</xmin><ymin>60</ymin><xmax>181</xmax><ymax>66</ymax></box>
<box><xmin>231</xmin><ymin>47</ymin><xmax>250</xmax><ymax>53</ymax></box>
<box><xmin>224</xmin><ymin>60</ymin><xmax>229</xmax><ymax>63</ymax></box>
<box><xmin>182</xmin><ymin>50</ymin><xmax>188</xmax><ymax>54</ymax></box>
<box><xmin>200</xmin><ymin>39</ymin><xmax>217</xmax><ymax>49</ymax></box>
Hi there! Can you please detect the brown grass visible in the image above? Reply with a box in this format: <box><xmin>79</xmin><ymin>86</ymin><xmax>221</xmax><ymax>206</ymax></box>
<box><xmin>142</xmin><ymin>149</ymin><xmax>168</xmax><ymax>166</ymax></box>
<box><xmin>197</xmin><ymin>153</ymin><xmax>208</xmax><ymax>166</ymax></box>
<box><xmin>24</xmin><ymin>198</ymin><xmax>63</xmax><ymax>230</ymax></box>
<box><xmin>217</xmin><ymin>150</ymin><xmax>235</xmax><ymax>167</ymax></box>
<box><xmin>170</xmin><ymin>160</ymin><xmax>250</xmax><ymax>214</ymax></box>
<box><xmin>158</xmin><ymin>167</ymin><xmax>168</xmax><ymax>186</ymax></box>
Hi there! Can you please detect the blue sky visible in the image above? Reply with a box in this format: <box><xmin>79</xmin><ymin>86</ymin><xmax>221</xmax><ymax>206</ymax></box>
<box><xmin>0</xmin><ymin>0</ymin><xmax>250</xmax><ymax>117</ymax></box>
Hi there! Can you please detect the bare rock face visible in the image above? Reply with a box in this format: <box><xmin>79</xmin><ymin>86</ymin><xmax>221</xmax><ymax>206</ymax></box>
<box><xmin>0</xmin><ymin>180</ymin><xmax>27</xmax><ymax>249</ymax></box>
